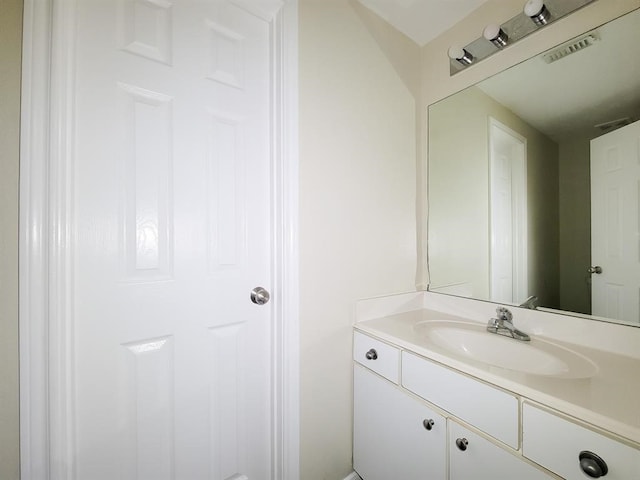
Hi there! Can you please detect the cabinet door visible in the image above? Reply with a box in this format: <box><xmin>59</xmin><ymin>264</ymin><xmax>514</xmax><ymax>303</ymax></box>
<box><xmin>449</xmin><ymin>421</ymin><xmax>553</xmax><ymax>480</ymax></box>
<box><xmin>354</xmin><ymin>364</ymin><xmax>446</xmax><ymax>480</ymax></box>
<box><xmin>402</xmin><ymin>351</ymin><xmax>518</xmax><ymax>448</ymax></box>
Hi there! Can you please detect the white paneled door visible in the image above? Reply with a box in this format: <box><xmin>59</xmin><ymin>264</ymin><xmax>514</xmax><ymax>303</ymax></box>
<box><xmin>67</xmin><ymin>1</ymin><xmax>279</xmax><ymax>478</ymax></box>
<box><xmin>591</xmin><ymin>120</ymin><xmax>640</xmax><ymax>324</ymax></box>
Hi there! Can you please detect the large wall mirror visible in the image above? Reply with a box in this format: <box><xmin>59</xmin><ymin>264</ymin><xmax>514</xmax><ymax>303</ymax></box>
<box><xmin>428</xmin><ymin>7</ymin><xmax>640</xmax><ymax>327</ymax></box>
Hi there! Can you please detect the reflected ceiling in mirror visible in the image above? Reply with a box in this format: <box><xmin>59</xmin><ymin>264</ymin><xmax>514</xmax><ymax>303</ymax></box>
<box><xmin>427</xmin><ymin>7</ymin><xmax>640</xmax><ymax>327</ymax></box>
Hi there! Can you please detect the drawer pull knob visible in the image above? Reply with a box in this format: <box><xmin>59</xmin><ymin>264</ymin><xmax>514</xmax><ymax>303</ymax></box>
<box><xmin>455</xmin><ymin>437</ymin><xmax>468</xmax><ymax>451</ymax></box>
<box><xmin>422</xmin><ymin>419</ymin><xmax>435</xmax><ymax>431</ymax></box>
<box><xmin>365</xmin><ymin>349</ymin><xmax>378</xmax><ymax>360</ymax></box>
<box><xmin>579</xmin><ymin>451</ymin><xmax>608</xmax><ymax>478</ymax></box>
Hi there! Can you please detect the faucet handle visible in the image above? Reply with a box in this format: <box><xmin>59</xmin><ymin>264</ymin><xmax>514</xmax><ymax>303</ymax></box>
<box><xmin>496</xmin><ymin>307</ymin><xmax>513</xmax><ymax>322</ymax></box>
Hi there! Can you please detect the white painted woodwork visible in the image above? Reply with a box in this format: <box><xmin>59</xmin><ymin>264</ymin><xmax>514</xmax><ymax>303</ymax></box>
<box><xmin>352</xmin><ymin>330</ymin><xmax>640</xmax><ymax>480</ymax></box>
<box><xmin>353</xmin><ymin>365</ymin><xmax>447</xmax><ymax>480</ymax></box>
<box><xmin>449</xmin><ymin>421</ymin><xmax>553</xmax><ymax>480</ymax></box>
<box><xmin>523</xmin><ymin>403</ymin><xmax>640</xmax><ymax>480</ymax></box>
<box><xmin>67</xmin><ymin>1</ymin><xmax>275</xmax><ymax>478</ymax></box>
<box><xmin>489</xmin><ymin>118</ymin><xmax>527</xmax><ymax>305</ymax></box>
<box><xmin>21</xmin><ymin>0</ymin><xmax>298</xmax><ymax>478</ymax></box>
<box><xmin>353</xmin><ymin>331</ymin><xmax>400</xmax><ymax>383</ymax></box>
<box><xmin>401</xmin><ymin>351</ymin><xmax>518</xmax><ymax>448</ymax></box>
<box><xmin>353</xmin><ymin>325</ymin><xmax>640</xmax><ymax>480</ymax></box>
<box><xmin>591</xmin><ymin>120</ymin><xmax>640</xmax><ymax>323</ymax></box>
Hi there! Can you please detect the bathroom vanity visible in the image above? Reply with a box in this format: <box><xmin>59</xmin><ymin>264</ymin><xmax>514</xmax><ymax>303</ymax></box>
<box><xmin>352</xmin><ymin>293</ymin><xmax>640</xmax><ymax>480</ymax></box>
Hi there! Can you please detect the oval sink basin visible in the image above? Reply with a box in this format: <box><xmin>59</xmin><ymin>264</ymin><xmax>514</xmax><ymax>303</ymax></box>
<box><xmin>414</xmin><ymin>320</ymin><xmax>598</xmax><ymax>379</ymax></box>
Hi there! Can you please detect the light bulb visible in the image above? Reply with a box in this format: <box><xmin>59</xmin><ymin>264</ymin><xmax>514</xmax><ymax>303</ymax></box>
<box><xmin>448</xmin><ymin>45</ymin><xmax>474</xmax><ymax>65</ymax></box>
<box><xmin>483</xmin><ymin>24</ymin><xmax>500</xmax><ymax>40</ymax></box>
<box><xmin>447</xmin><ymin>45</ymin><xmax>464</xmax><ymax>60</ymax></box>
<box><xmin>524</xmin><ymin>0</ymin><xmax>550</xmax><ymax>26</ymax></box>
<box><xmin>523</xmin><ymin>0</ymin><xmax>544</xmax><ymax>16</ymax></box>
<box><xmin>483</xmin><ymin>24</ymin><xmax>508</xmax><ymax>48</ymax></box>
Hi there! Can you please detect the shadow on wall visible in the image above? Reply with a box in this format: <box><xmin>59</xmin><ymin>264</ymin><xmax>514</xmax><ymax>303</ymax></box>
<box><xmin>0</xmin><ymin>0</ymin><xmax>23</xmax><ymax>479</ymax></box>
<box><xmin>349</xmin><ymin>0</ymin><xmax>421</xmax><ymax>99</ymax></box>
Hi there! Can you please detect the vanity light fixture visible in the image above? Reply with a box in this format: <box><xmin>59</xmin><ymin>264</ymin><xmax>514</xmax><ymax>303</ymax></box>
<box><xmin>448</xmin><ymin>45</ymin><xmax>474</xmax><ymax>65</ymax></box>
<box><xmin>524</xmin><ymin>0</ymin><xmax>551</xmax><ymax>26</ymax></box>
<box><xmin>448</xmin><ymin>0</ymin><xmax>595</xmax><ymax>75</ymax></box>
<box><xmin>483</xmin><ymin>24</ymin><xmax>508</xmax><ymax>48</ymax></box>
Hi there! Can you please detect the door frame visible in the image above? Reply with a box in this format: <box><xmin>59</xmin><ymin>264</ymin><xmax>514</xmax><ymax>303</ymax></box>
<box><xmin>488</xmin><ymin>117</ymin><xmax>528</xmax><ymax>304</ymax></box>
<box><xmin>19</xmin><ymin>0</ymin><xmax>299</xmax><ymax>478</ymax></box>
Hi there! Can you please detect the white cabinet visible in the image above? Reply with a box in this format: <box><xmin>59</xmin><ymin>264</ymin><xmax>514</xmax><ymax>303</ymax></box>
<box><xmin>523</xmin><ymin>403</ymin><xmax>640</xmax><ymax>480</ymax></box>
<box><xmin>402</xmin><ymin>351</ymin><xmax>518</xmax><ymax>448</ymax></box>
<box><xmin>449</xmin><ymin>421</ymin><xmax>553</xmax><ymax>480</ymax></box>
<box><xmin>353</xmin><ymin>364</ymin><xmax>446</xmax><ymax>480</ymax></box>
<box><xmin>353</xmin><ymin>330</ymin><xmax>639</xmax><ymax>480</ymax></box>
<box><xmin>353</xmin><ymin>332</ymin><xmax>548</xmax><ymax>480</ymax></box>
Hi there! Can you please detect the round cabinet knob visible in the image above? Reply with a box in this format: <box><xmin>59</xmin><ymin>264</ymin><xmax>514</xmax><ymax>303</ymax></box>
<box><xmin>579</xmin><ymin>451</ymin><xmax>608</xmax><ymax>478</ymax></box>
<box><xmin>365</xmin><ymin>349</ymin><xmax>378</xmax><ymax>360</ymax></box>
<box><xmin>455</xmin><ymin>438</ymin><xmax>469</xmax><ymax>451</ymax></box>
<box><xmin>588</xmin><ymin>266</ymin><xmax>603</xmax><ymax>275</ymax></box>
<box><xmin>422</xmin><ymin>419</ymin><xmax>435</xmax><ymax>431</ymax></box>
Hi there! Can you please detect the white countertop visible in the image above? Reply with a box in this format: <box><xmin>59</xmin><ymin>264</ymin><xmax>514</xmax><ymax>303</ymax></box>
<box><xmin>355</xmin><ymin>308</ymin><xmax>640</xmax><ymax>447</ymax></box>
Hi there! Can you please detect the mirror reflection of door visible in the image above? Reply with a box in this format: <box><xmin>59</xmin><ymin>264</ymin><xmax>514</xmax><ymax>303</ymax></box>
<box><xmin>489</xmin><ymin>118</ymin><xmax>528</xmax><ymax>304</ymax></box>
<box><xmin>590</xmin><ymin>120</ymin><xmax>640</xmax><ymax>323</ymax></box>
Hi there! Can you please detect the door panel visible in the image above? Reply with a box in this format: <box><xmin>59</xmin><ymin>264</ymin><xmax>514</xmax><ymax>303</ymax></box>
<box><xmin>73</xmin><ymin>1</ymin><xmax>274</xmax><ymax>478</ymax></box>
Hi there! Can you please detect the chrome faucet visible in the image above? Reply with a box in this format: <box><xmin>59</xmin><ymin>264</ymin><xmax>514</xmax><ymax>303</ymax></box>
<box><xmin>487</xmin><ymin>307</ymin><xmax>530</xmax><ymax>341</ymax></box>
<box><xmin>519</xmin><ymin>295</ymin><xmax>539</xmax><ymax>310</ymax></box>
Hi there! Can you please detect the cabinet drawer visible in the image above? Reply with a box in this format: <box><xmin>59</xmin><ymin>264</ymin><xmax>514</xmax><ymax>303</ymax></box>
<box><xmin>353</xmin><ymin>331</ymin><xmax>400</xmax><ymax>383</ymax></box>
<box><xmin>523</xmin><ymin>403</ymin><xmax>640</xmax><ymax>480</ymax></box>
<box><xmin>449</xmin><ymin>421</ymin><xmax>553</xmax><ymax>479</ymax></box>
<box><xmin>402</xmin><ymin>351</ymin><xmax>518</xmax><ymax>448</ymax></box>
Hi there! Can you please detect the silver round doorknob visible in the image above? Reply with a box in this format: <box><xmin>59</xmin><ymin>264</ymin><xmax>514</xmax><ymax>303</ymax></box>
<box><xmin>588</xmin><ymin>266</ymin><xmax>603</xmax><ymax>274</ymax></box>
<box><xmin>251</xmin><ymin>287</ymin><xmax>270</xmax><ymax>305</ymax></box>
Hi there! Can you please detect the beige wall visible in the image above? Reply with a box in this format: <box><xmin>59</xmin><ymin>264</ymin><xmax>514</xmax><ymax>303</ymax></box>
<box><xmin>558</xmin><ymin>136</ymin><xmax>592</xmax><ymax>314</ymax></box>
<box><xmin>419</xmin><ymin>0</ymin><xmax>640</xmax><ymax>288</ymax></box>
<box><xmin>429</xmin><ymin>86</ymin><xmax>559</xmax><ymax>306</ymax></box>
<box><xmin>0</xmin><ymin>0</ymin><xmax>22</xmax><ymax>478</ymax></box>
<box><xmin>299</xmin><ymin>0</ymin><xmax>418</xmax><ymax>478</ymax></box>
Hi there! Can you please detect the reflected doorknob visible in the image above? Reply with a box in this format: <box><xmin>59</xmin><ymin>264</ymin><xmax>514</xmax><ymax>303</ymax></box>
<box><xmin>250</xmin><ymin>287</ymin><xmax>270</xmax><ymax>305</ymax></box>
<box><xmin>588</xmin><ymin>266</ymin><xmax>603</xmax><ymax>274</ymax></box>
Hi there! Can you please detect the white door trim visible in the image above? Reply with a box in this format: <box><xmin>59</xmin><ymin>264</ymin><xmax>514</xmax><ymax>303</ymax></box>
<box><xmin>488</xmin><ymin>117</ymin><xmax>528</xmax><ymax>304</ymax></box>
<box><xmin>18</xmin><ymin>1</ymin><xmax>299</xmax><ymax>478</ymax></box>
<box><xmin>270</xmin><ymin>1</ymin><xmax>300</xmax><ymax>479</ymax></box>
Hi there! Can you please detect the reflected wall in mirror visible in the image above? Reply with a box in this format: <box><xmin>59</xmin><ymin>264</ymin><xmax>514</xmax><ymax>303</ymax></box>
<box><xmin>428</xmin><ymin>7</ymin><xmax>640</xmax><ymax>326</ymax></box>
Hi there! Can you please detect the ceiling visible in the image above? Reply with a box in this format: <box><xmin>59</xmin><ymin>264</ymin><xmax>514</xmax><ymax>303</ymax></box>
<box><xmin>358</xmin><ymin>0</ymin><xmax>490</xmax><ymax>46</ymax></box>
